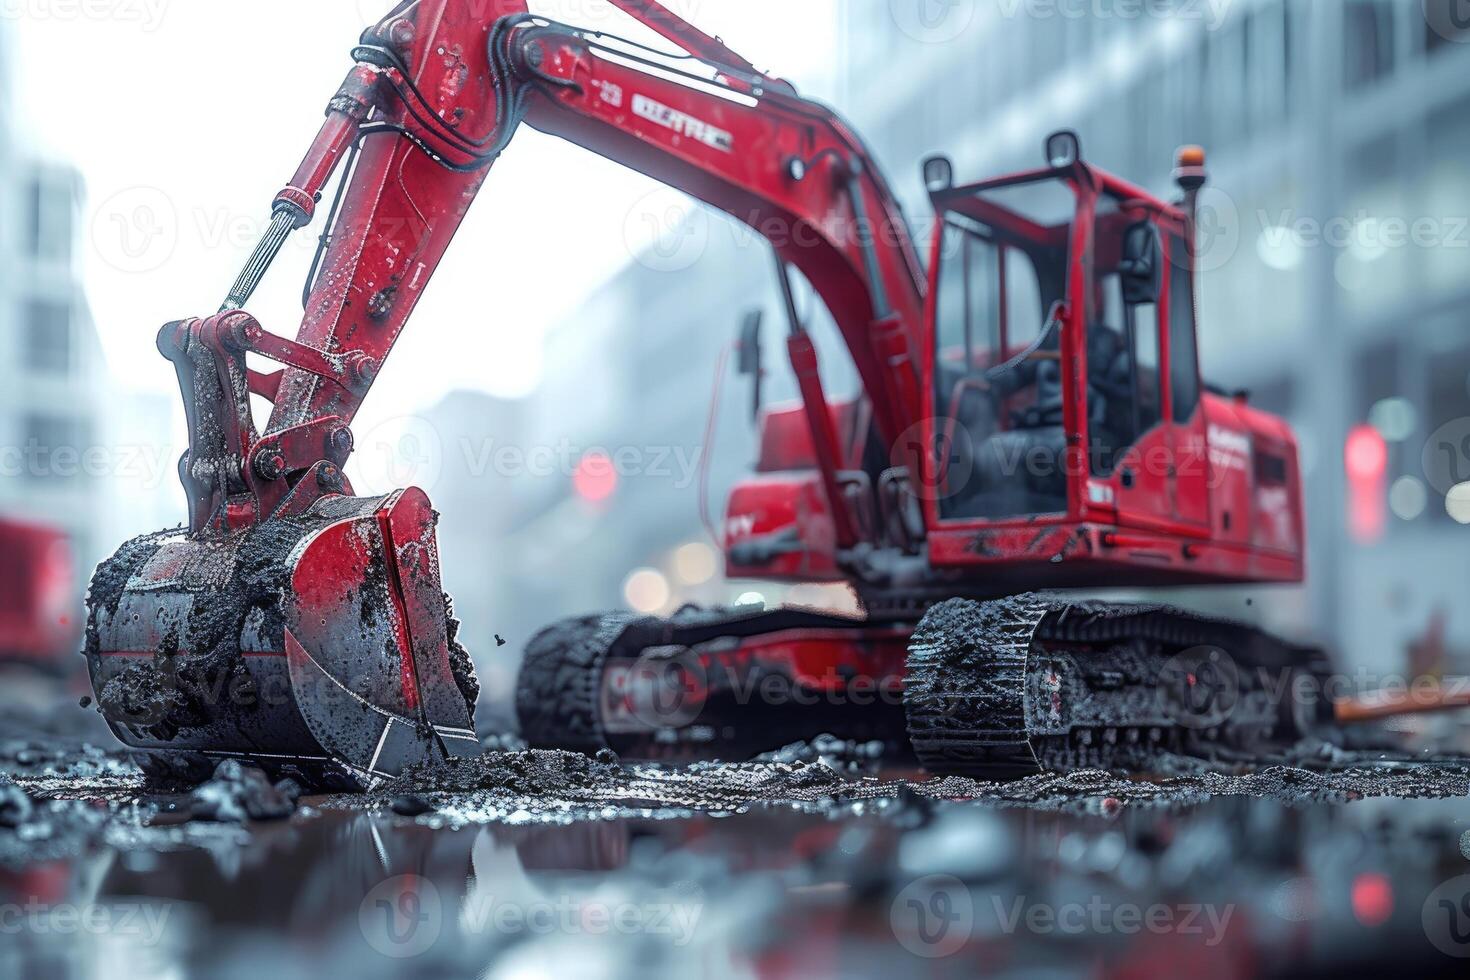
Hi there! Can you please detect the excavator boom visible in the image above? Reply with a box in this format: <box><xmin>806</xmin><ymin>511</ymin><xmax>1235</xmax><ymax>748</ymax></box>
<box><xmin>84</xmin><ymin>0</ymin><xmax>929</xmax><ymax>785</ymax></box>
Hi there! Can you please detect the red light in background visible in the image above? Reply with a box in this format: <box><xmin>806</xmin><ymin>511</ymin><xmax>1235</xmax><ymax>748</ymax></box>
<box><xmin>1345</xmin><ymin>425</ymin><xmax>1388</xmax><ymax>481</ymax></box>
<box><xmin>1345</xmin><ymin>424</ymin><xmax>1387</xmax><ymax>543</ymax></box>
<box><xmin>573</xmin><ymin>451</ymin><xmax>618</xmax><ymax>503</ymax></box>
<box><xmin>1350</xmin><ymin>872</ymin><xmax>1393</xmax><ymax>927</ymax></box>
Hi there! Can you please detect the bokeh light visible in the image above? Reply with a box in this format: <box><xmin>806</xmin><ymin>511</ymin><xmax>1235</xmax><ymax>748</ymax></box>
<box><xmin>623</xmin><ymin>568</ymin><xmax>671</xmax><ymax>614</ymax></box>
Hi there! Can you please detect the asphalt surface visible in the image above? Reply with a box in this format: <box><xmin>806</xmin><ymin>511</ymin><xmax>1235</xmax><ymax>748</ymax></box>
<box><xmin>3</xmin><ymin>673</ymin><xmax>1470</xmax><ymax>978</ymax></box>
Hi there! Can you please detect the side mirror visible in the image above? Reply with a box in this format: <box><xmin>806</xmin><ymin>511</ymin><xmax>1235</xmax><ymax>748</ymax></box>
<box><xmin>922</xmin><ymin>155</ymin><xmax>954</xmax><ymax>194</ymax></box>
<box><xmin>1044</xmin><ymin>130</ymin><xmax>1082</xmax><ymax>169</ymax></box>
<box><xmin>1119</xmin><ymin>221</ymin><xmax>1162</xmax><ymax>306</ymax></box>
<box><xmin>736</xmin><ymin>310</ymin><xmax>763</xmax><ymax>423</ymax></box>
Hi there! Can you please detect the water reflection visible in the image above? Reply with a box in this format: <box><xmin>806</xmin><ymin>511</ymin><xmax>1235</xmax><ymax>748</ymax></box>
<box><xmin>2</xmin><ymin>790</ymin><xmax>1467</xmax><ymax>978</ymax></box>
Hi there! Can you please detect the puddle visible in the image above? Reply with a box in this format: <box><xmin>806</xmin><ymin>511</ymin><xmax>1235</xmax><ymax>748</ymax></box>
<box><xmin>2</xmin><ymin>690</ymin><xmax>1470</xmax><ymax>976</ymax></box>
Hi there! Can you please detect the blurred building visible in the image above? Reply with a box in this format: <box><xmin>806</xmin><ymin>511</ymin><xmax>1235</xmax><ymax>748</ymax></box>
<box><xmin>0</xmin><ymin>20</ymin><xmax>147</xmax><ymax>641</ymax></box>
<box><xmin>0</xmin><ymin>152</ymin><xmax>108</xmax><ymax>571</ymax></box>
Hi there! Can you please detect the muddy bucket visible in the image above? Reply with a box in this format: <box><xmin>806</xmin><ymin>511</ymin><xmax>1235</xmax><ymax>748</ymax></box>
<box><xmin>84</xmin><ymin>488</ymin><xmax>479</xmax><ymax>788</ymax></box>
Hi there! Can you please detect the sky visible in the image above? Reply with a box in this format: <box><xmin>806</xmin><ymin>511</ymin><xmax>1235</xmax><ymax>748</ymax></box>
<box><xmin>10</xmin><ymin>0</ymin><xmax>838</xmax><ymax>423</ymax></box>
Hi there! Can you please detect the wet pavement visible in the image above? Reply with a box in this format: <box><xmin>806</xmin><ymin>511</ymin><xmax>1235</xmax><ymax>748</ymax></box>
<box><xmin>3</xmin><ymin>678</ymin><xmax>1470</xmax><ymax>977</ymax></box>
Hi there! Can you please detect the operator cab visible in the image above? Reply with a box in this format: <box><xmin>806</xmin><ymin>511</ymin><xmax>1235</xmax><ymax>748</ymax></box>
<box><xmin>726</xmin><ymin>134</ymin><xmax>1303</xmax><ymax>594</ymax></box>
<box><xmin>922</xmin><ymin>133</ymin><xmax>1207</xmax><ymax>534</ymax></box>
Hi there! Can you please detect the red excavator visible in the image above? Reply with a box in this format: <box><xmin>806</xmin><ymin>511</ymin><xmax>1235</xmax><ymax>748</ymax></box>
<box><xmin>0</xmin><ymin>517</ymin><xmax>75</xmax><ymax>668</ymax></box>
<box><xmin>84</xmin><ymin>0</ymin><xmax>1328</xmax><ymax>787</ymax></box>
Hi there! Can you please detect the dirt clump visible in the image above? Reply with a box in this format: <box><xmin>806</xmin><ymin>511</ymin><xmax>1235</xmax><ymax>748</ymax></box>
<box><xmin>0</xmin><ymin>777</ymin><xmax>33</xmax><ymax>828</ymax></box>
<box><xmin>755</xmin><ymin>734</ymin><xmax>887</xmax><ymax>772</ymax></box>
<box><xmin>390</xmin><ymin>748</ymin><xmax>624</xmax><ymax>798</ymax></box>
<box><xmin>85</xmin><ymin>519</ymin><xmax>310</xmax><ymax>741</ymax></box>
<box><xmin>389</xmin><ymin>793</ymin><xmax>435</xmax><ymax>817</ymax></box>
<box><xmin>187</xmin><ymin>760</ymin><xmax>302</xmax><ymax>823</ymax></box>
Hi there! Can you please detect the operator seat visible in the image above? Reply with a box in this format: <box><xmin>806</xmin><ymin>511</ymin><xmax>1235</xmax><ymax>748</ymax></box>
<box><xmin>950</xmin><ymin>319</ymin><xmax>1133</xmax><ymax>517</ymax></box>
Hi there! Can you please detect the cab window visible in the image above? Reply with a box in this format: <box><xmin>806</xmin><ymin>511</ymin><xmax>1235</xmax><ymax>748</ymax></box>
<box><xmin>1167</xmin><ymin>233</ymin><xmax>1201</xmax><ymax>423</ymax></box>
<box><xmin>1088</xmin><ymin>199</ymin><xmax>1167</xmax><ymax>477</ymax></box>
<box><xmin>930</xmin><ymin>177</ymin><xmax>1075</xmax><ymax>521</ymax></box>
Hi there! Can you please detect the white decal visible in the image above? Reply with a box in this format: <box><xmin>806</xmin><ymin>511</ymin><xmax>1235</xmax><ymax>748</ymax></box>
<box><xmin>632</xmin><ymin>94</ymin><xmax>734</xmax><ymax>153</ymax></box>
<box><xmin>1207</xmin><ymin>425</ymin><xmax>1251</xmax><ymax>473</ymax></box>
<box><xmin>1256</xmin><ymin>486</ymin><xmax>1289</xmax><ymax>513</ymax></box>
<box><xmin>726</xmin><ymin>514</ymin><xmax>757</xmax><ymax>540</ymax></box>
<box><xmin>595</xmin><ymin>80</ymin><xmax>624</xmax><ymax>109</ymax></box>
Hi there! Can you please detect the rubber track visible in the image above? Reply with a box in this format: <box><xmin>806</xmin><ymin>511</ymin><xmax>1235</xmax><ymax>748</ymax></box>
<box><xmin>515</xmin><ymin>613</ymin><xmax>642</xmax><ymax>755</ymax></box>
<box><xmin>904</xmin><ymin>595</ymin><xmax>1326</xmax><ymax>777</ymax></box>
<box><xmin>1035</xmin><ymin>599</ymin><xmax>1321</xmax><ymax>671</ymax></box>
<box><xmin>515</xmin><ymin>606</ymin><xmax>889</xmax><ymax>757</ymax></box>
<box><xmin>904</xmin><ymin>596</ymin><xmax>1051</xmax><ymax>777</ymax></box>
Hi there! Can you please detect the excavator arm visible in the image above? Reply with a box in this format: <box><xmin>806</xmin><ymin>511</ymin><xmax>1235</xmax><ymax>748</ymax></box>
<box><xmin>195</xmin><ymin>0</ymin><xmax>932</xmax><ymax>549</ymax></box>
<box><xmin>84</xmin><ymin>0</ymin><xmax>929</xmax><ymax>785</ymax></box>
<box><xmin>253</xmin><ymin>0</ymin><xmax>926</xmax><ymax>476</ymax></box>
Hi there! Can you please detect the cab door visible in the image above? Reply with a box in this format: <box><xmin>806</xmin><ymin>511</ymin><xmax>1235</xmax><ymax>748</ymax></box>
<box><xmin>1112</xmin><ymin>281</ymin><xmax>1170</xmax><ymax>527</ymax></box>
<box><xmin>1091</xmin><ymin>214</ymin><xmax>1172</xmax><ymax>531</ymax></box>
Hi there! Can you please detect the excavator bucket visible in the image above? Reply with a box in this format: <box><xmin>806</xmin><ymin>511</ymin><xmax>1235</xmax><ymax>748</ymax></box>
<box><xmin>84</xmin><ymin>488</ymin><xmax>480</xmax><ymax>788</ymax></box>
